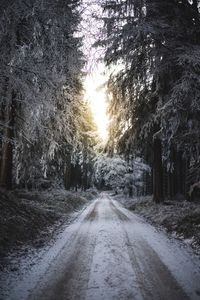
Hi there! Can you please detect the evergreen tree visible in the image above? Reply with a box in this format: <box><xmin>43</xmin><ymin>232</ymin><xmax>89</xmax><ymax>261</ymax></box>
<box><xmin>99</xmin><ymin>0</ymin><xmax>200</xmax><ymax>201</ymax></box>
<box><xmin>0</xmin><ymin>0</ymin><xmax>98</xmax><ymax>190</ymax></box>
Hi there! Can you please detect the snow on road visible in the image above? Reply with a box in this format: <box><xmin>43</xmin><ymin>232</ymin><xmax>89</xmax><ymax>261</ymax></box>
<box><xmin>1</xmin><ymin>193</ymin><xmax>200</xmax><ymax>300</ymax></box>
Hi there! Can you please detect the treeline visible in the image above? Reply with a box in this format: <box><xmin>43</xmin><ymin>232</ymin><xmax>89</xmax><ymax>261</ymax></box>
<box><xmin>100</xmin><ymin>0</ymin><xmax>200</xmax><ymax>202</ymax></box>
<box><xmin>94</xmin><ymin>154</ymin><xmax>150</xmax><ymax>196</ymax></box>
<box><xmin>0</xmin><ymin>0</ymin><xmax>97</xmax><ymax>191</ymax></box>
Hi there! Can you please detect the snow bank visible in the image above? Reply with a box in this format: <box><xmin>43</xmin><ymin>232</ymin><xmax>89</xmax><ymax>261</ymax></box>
<box><xmin>0</xmin><ymin>187</ymin><xmax>97</xmax><ymax>270</ymax></box>
<box><xmin>115</xmin><ymin>194</ymin><xmax>200</xmax><ymax>253</ymax></box>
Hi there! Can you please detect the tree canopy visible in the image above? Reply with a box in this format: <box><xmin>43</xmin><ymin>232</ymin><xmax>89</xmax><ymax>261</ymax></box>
<box><xmin>98</xmin><ymin>0</ymin><xmax>200</xmax><ymax>201</ymax></box>
<box><xmin>0</xmin><ymin>0</ymin><xmax>98</xmax><ymax>190</ymax></box>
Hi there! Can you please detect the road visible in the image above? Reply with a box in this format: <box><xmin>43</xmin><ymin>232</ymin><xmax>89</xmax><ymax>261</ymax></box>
<box><xmin>4</xmin><ymin>193</ymin><xmax>200</xmax><ymax>300</ymax></box>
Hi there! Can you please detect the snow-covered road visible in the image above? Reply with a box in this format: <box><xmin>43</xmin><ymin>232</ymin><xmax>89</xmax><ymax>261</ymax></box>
<box><xmin>2</xmin><ymin>193</ymin><xmax>200</xmax><ymax>300</ymax></box>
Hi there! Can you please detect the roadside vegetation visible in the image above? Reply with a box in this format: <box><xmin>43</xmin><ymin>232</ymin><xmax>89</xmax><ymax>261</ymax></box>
<box><xmin>115</xmin><ymin>194</ymin><xmax>200</xmax><ymax>253</ymax></box>
<box><xmin>0</xmin><ymin>187</ymin><xmax>97</xmax><ymax>270</ymax></box>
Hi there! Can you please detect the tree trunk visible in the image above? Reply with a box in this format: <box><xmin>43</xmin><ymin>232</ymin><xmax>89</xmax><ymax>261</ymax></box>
<box><xmin>173</xmin><ymin>151</ymin><xmax>186</xmax><ymax>199</ymax></box>
<box><xmin>153</xmin><ymin>138</ymin><xmax>163</xmax><ymax>203</ymax></box>
<box><xmin>168</xmin><ymin>170</ymin><xmax>175</xmax><ymax>199</ymax></box>
<box><xmin>64</xmin><ymin>152</ymin><xmax>71</xmax><ymax>190</ymax></box>
<box><xmin>0</xmin><ymin>100</ymin><xmax>15</xmax><ymax>189</ymax></box>
<box><xmin>82</xmin><ymin>163</ymin><xmax>88</xmax><ymax>191</ymax></box>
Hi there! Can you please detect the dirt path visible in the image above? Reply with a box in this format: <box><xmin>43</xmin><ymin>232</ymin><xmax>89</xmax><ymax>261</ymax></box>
<box><xmin>2</xmin><ymin>193</ymin><xmax>200</xmax><ymax>300</ymax></box>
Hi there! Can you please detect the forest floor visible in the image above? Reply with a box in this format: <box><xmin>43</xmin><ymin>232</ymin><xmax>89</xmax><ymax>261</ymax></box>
<box><xmin>0</xmin><ymin>187</ymin><xmax>97</xmax><ymax>271</ymax></box>
<box><xmin>115</xmin><ymin>194</ymin><xmax>200</xmax><ymax>254</ymax></box>
<box><xmin>1</xmin><ymin>193</ymin><xmax>200</xmax><ymax>300</ymax></box>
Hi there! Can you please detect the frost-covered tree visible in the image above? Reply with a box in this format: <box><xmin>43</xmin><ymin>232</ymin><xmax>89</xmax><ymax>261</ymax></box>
<box><xmin>94</xmin><ymin>155</ymin><xmax>150</xmax><ymax>195</ymax></box>
<box><xmin>0</xmin><ymin>0</ymin><xmax>99</xmax><ymax>190</ymax></box>
<box><xmin>99</xmin><ymin>0</ymin><xmax>200</xmax><ymax>202</ymax></box>
<box><xmin>68</xmin><ymin>101</ymin><xmax>99</xmax><ymax>191</ymax></box>
<box><xmin>95</xmin><ymin>155</ymin><xmax>127</xmax><ymax>192</ymax></box>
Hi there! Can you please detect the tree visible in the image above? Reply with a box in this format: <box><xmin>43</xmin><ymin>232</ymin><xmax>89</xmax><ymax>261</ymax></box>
<box><xmin>99</xmin><ymin>0</ymin><xmax>200</xmax><ymax>201</ymax></box>
<box><xmin>0</xmin><ymin>0</ymin><xmax>92</xmax><ymax>190</ymax></box>
<box><xmin>94</xmin><ymin>154</ymin><xmax>149</xmax><ymax>195</ymax></box>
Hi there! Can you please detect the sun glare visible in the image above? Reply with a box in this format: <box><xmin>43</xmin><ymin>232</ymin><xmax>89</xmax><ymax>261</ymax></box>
<box><xmin>84</xmin><ymin>64</ymin><xmax>109</xmax><ymax>141</ymax></box>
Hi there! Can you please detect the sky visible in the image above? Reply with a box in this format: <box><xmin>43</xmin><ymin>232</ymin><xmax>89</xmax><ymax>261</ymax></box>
<box><xmin>81</xmin><ymin>1</ymin><xmax>109</xmax><ymax>141</ymax></box>
<box><xmin>84</xmin><ymin>63</ymin><xmax>109</xmax><ymax>141</ymax></box>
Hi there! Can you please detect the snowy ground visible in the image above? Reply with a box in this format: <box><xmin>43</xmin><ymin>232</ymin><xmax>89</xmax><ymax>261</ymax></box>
<box><xmin>1</xmin><ymin>192</ymin><xmax>200</xmax><ymax>300</ymax></box>
<box><xmin>115</xmin><ymin>194</ymin><xmax>200</xmax><ymax>253</ymax></box>
<box><xmin>0</xmin><ymin>188</ymin><xmax>97</xmax><ymax>271</ymax></box>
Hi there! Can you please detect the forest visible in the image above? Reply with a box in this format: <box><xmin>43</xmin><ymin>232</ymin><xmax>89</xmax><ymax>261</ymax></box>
<box><xmin>0</xmin><ymin>0</ymin><xmax>99</xmax><ymax>192</ymax></box>
<box><xmin>1</xmin><ymin>1</ymin><xmax>200</xmax><ymax>299</ymax></box>
<box><xmin>101</xmin><ymin>0</ymin><xmax>200</xmax><ymax>203</ymax></box>
<box><xmin>1</xmin><ymin>0</ymin><xmax>200</xmax><ymax>202</ymax></box>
